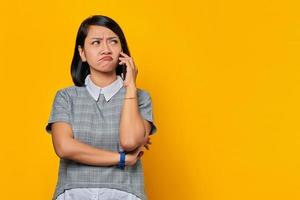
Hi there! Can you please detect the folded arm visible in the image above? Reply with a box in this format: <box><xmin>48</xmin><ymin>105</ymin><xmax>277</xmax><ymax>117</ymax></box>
<box><xmin>50</xmin><ymin>122</ymin><xmax>143</xmax><ymax>166</ymax></box>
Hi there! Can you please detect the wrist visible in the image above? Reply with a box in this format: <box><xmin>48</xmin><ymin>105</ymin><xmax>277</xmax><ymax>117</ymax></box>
<box><xmin>125</xmin><ymin>86</ymin><xmax>137</xmax><ymax>98</ymax></box>
<box><xmin>125</xmin><ymin>154</ymin><xmax>133</xmax><ymax>166</ymax></box>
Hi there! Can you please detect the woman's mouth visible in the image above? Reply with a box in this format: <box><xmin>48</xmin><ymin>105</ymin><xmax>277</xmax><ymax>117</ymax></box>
<box><xmin>99</xmin><ymin>56</ymin><xmax>113</xmax><ymax>61</ymax></box>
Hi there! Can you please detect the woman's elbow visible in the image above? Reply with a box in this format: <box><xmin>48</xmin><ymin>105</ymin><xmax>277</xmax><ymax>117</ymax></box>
<box><xmin>120</xmin><ymin>139</ymin><xmax>141</xmax><ymax>152</ymax></box>
<box><xmin>53</xmin><ymin>142</ymin><xmax>71</xmax><ymax>159</ymax></box>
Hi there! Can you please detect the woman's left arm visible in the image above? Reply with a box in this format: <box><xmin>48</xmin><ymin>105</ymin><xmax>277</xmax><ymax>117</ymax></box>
<box><xmin>119</xmin><ymin>85</ymin><xmax>151</xmax><ymax>152</ymax></box>
<box><xmin>118</xmin><ymin>52</ymin><xmax>152</xmax><ymax>152</ymax></box>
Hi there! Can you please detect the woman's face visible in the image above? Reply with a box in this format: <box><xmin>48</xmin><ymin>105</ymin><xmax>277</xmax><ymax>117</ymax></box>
<box><xmin>78</xmin><ymin>25</ymin><xmax>122</xmax><ymax>74</ymax></box>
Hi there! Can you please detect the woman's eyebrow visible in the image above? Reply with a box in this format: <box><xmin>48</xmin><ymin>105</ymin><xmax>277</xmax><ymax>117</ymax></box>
<box><xmin>90</xmin><ymin>36</ymin><xmax>118</xmax><ymax>40</ymax></box>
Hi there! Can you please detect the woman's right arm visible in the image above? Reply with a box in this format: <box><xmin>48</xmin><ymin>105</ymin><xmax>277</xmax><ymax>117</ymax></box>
<box><xmin>51</xmin><ymin>122</ymin><xmax>142</xmax><ymax>167</ymax></box>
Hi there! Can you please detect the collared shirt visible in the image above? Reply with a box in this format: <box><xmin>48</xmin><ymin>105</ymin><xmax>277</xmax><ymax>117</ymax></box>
<box><xmin>46</xmin><ymin>74</ymin><xmax>157</xmax><ymax>200</ymax></box>
<box><xmin>84</xmin><ymin>74</ymin><xmax>124</xmax><ymax>102</ymax></box>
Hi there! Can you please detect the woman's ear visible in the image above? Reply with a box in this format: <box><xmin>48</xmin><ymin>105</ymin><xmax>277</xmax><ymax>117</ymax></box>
<box><xmin>78</xmin><ymin>45</ymin><xmax>87</xmax><ymax>62</ymax></box>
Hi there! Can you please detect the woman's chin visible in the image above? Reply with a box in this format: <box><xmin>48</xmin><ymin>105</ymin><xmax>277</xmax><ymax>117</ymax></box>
<box><xmin>92</xmin><ymin>64</ymin><xmax>117</xmax><ymax>73</ymax></box>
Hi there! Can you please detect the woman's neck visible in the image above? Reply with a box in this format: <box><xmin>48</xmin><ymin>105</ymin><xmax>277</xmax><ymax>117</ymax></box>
<box><xmin>89</xmin><ymin>69</ymin><xmax>118</xmax><ymax>88</ymax></box>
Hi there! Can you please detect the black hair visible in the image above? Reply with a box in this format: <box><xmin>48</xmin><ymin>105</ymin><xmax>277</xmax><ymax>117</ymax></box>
<box><xmin>71</xmin><ymin>15</ymin><xmax>131</xmax><ymax>86</ymax></box>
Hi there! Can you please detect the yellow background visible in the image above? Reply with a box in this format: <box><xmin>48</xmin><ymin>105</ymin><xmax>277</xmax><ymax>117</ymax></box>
<box><xmin>0</xmin><ymin>0</ymin><xmax>299</xmax><ymax>199</ymax></box>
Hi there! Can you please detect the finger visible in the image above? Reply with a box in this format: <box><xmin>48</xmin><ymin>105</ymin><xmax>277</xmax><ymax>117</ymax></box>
<box><xmin>118</xmin><ymin>57</ymin><xmax>130</xmax><ymax>60</ymax></box>
<box><xmin>118</xmin><ymin>58</ymin><xmax>131</xmax><ymax>63</ymax></box>
<box><xmin>127</xmin><ymin>58</ymin><xmax>135</xmax><ymax>69</ymax></box>
<box><xmin>132</xmin><ymin>149</ymin><xmax>142</xmax><ymax>157</ymax></box>
<box><xmin>119</xmin><ymin>57</ymin><xmax>135</xmax><ymax>66</ymax></box>
<box><xmin>119</xmin><ymin>59</ymin><xmax>132</xmax><ymax>70</ymax></box>
<box><xmin>119</xmin><ymin>60</ymin><xmax>129</xmax><ymax>64</ymax></box>
<box><xmin>123</xmin><ymin>59</ymin><xmax>134</xmax><ymax>71</ymax></box>
<box><xmin>137</xmin><ymin>151</ymin><xmax>144</xmax><ymax>158</ymax></box>
<box><xmin>119</xmin><ymin>57</ymin><xmax>135</xmax><ymax>69</ymax></box>
<box><xmin>120</xmin><ymin>52</ymin><xmax>130</xmax><ymax>58</ymax></box>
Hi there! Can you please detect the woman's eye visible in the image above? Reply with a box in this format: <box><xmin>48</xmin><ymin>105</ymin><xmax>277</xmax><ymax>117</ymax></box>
<box><xmin>92</xmin><ymin>41</ymin><xmax>99</xmax><ymax>45</ymax></box>
<box><xmin>110</xmin><ymin>40</ymin><xmax>118</xmax><ymax>44</ymax></box>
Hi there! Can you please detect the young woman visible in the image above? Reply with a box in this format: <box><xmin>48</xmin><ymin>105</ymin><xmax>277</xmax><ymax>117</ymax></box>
<box><xmin>45</xmin><ymin>15</ymin><xmax>157</xmax><ymax>200</ymax></box>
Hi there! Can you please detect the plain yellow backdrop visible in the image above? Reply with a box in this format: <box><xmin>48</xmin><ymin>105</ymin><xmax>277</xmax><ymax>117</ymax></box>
<box><xmin>0</xmin><ymin>0</ymin><xmax>300</xmax><ymax>199</ymax></box>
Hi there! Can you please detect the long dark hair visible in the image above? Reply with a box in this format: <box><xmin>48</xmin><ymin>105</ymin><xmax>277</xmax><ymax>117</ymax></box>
<box><xmin>71</xmin><ymin>15</ymin><xmax>131</xmax><ymax>86</ymax></box>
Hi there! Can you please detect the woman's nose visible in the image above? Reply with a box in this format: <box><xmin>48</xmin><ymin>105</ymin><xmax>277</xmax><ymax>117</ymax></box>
<box><xmin>100</xmin><ymin>41</ymin><xmax>111</xmax><ymax>54</ymax></box>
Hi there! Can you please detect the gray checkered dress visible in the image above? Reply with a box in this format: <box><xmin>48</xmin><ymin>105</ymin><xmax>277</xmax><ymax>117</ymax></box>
<box><xmin>45</xmin><ymin>85</ymin><xmax>157</xmax><ymax>200</ymax></box>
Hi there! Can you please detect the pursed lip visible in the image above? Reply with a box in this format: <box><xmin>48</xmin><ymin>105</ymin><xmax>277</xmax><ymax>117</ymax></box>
<box><xmin>98</xmin><ymin>56</ymin><xmax>113</xmax><ymax>61</ymax></box>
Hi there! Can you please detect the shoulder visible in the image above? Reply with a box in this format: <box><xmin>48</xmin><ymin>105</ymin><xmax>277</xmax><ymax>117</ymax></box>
<box><xmin>136</xmin><ymin>88</ymin><xmax>152</xmax><ymax>103</ymax></box>
<box><xmin>56</xmin><ymin>85</ymin><xmax>86</xmax><ymax>99</ymax></box>
<box><xmin>137</xmin><ymin>87</ymin><xmax>150</xmax><ymax>96</ymax></box>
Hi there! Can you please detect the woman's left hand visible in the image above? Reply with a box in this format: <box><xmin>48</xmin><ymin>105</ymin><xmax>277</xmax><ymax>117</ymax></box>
<box><xmin>118</xmin><ymin>52</ymin><xmax>138</xmax><ymax>88</ymax></box>
<box><xmin>143</xmin><ymin>137</ymin><xmax>152</xmax><ymax>150</ymax></box>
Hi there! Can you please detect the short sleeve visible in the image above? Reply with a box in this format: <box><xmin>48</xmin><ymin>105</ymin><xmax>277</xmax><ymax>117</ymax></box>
<box><xmin>138</xmin><ymin>90</ymin><xmax>157</xmax><ymax>135</ymax></box>
<box><xmin>45</xmin><ymin>90</ymin><xmax>72</xmax><ymax>134</ymax></box>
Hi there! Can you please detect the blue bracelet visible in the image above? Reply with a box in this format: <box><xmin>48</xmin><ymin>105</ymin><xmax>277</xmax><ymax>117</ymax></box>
<box><xmin>118</xmin><ymin>151</ymin><xmax>126</xmax><ymax>170</ymax></box>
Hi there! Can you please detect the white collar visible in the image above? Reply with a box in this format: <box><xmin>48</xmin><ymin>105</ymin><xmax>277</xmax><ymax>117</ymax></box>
<box><xmin>84</xmin><ymin>74</ymin><xmax>123</xmax><ymax>102</ymax></box>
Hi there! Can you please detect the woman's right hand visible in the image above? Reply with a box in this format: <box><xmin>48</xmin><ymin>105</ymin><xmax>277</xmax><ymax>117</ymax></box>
<box><xmin>125</xmin><ymin>146</ymin><xmax>144</xmax><ymax>166</ymax></box>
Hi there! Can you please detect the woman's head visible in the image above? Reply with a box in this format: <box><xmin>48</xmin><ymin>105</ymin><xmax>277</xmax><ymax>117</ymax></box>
<box><xmin>71</xmin><ymin>15</ymin><xmax>131</xmax><ymax>86</ymax></box>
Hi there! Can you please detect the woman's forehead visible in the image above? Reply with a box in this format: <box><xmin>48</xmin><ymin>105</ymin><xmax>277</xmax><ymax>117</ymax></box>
<box><xmin>86</xmin><ymin>25</ymin><xmax>118</xmax><ymax>38</ymax></box>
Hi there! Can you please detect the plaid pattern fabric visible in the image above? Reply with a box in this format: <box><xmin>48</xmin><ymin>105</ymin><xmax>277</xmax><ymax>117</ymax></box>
<box><xmin>45</xmin><ymin>84</ymin><xmax>157</xmax><ymax>200</ymax></box>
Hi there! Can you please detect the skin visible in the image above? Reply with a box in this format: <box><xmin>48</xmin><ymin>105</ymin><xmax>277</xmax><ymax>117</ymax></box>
<box><xmin>51</xmin><ymin>25</ymin><xmax>152</xmax><ymax>167</ymax></box>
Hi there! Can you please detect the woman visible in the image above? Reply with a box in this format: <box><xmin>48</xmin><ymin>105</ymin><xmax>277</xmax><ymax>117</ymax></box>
<box><xmin>45</xmin><ymin>15</ymin><xmax>157</xmax><ymax>200</ymax></box>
